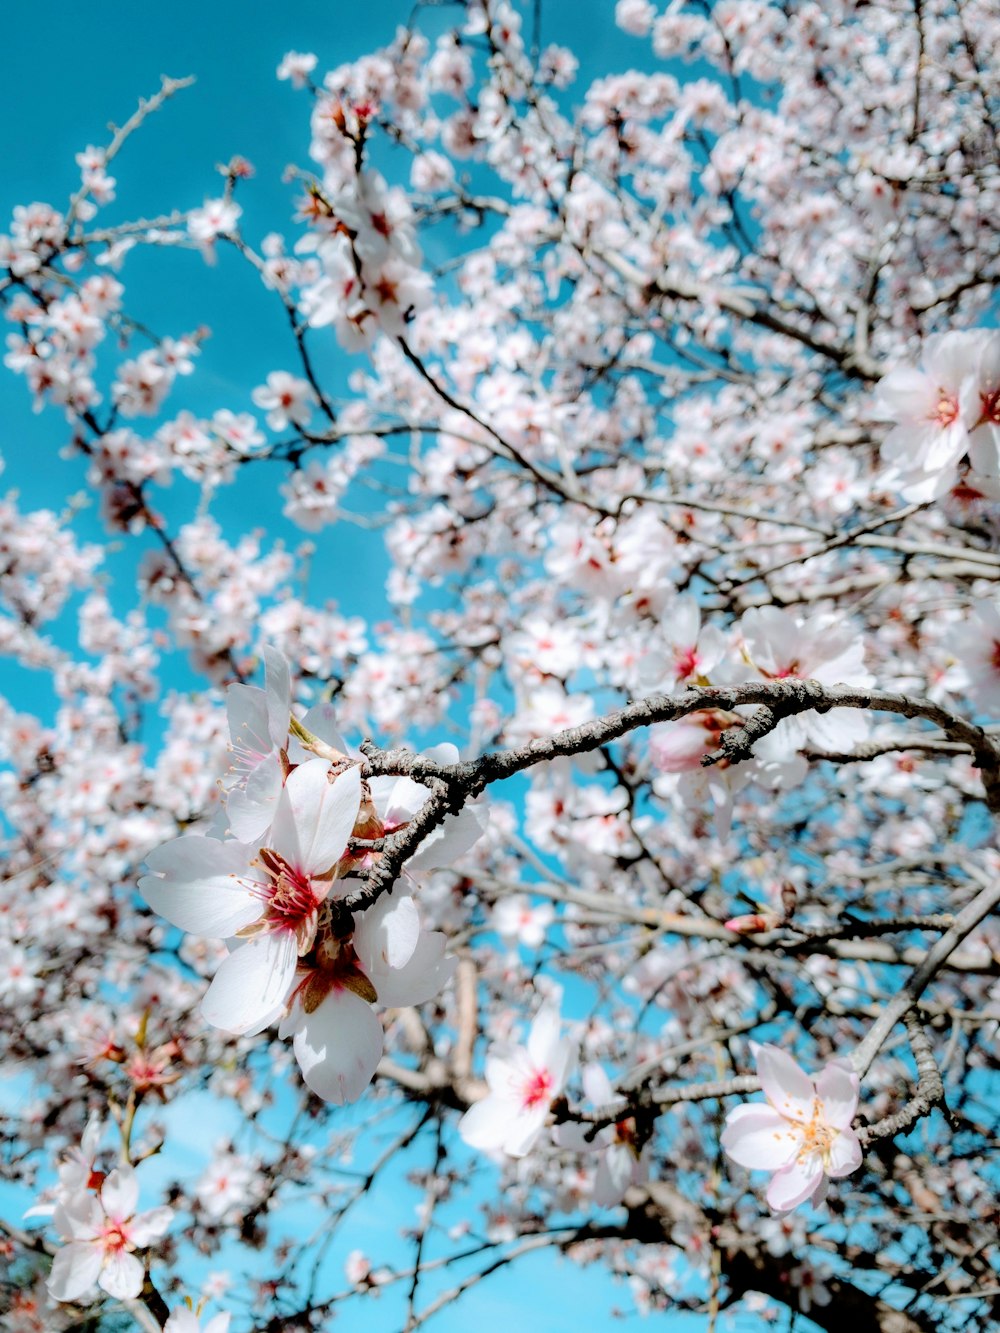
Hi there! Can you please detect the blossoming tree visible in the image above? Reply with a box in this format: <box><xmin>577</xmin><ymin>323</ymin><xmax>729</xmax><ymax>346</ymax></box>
<box><xmin>2</xmin><ymin>1</ymin><xmax>1000</xmax><ymax>1330</ymax></box>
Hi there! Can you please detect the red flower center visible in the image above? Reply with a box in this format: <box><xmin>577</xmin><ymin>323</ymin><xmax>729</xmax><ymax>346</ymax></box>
<box><xmin>249</xmin><ymin>848</ymin><xmax>323</xmax><ymax>953</ymax></box>
<box><xmin>520</xmin><ymin>1067</ymin><xmax>554</xmax><ymax>1110</ymax></box>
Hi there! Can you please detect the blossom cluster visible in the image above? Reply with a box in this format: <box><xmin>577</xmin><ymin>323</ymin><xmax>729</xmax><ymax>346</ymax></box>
<box><xmin>140</xmin><ymin>645</ymin><xmax>486</xmax><ymax>1103</ymax></box>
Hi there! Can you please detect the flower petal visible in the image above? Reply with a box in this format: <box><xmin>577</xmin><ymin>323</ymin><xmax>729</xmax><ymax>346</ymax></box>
<box><xmin>225</xmin><ymin>684</ymin><xmax>270</xmax><ymax>760</ymax></box>
<box><xmin>815</xmin><ymin>1059</ymin><xmax>860</xmax><ymax>1131</ymax></box>
<box><xmin>754</xmin><ymin>1044</ymin><xmax>815</xmax><ymax>1122</ymax></box>
<box><xmin>406</xmin><ymin>803</ymin><xmax>488</xmax><ymax>872</ymax></box>
<box><xmin>292</xmin><ymin>986</ymin><xmax>383</xmax><ymax>1104</ymax></box>
<box><xmin>285</xmin><ymin>759</ymin><xmax>361</xmax><ymax>876</ymax></box>
<box><xmin>47</xmin><ymin>1241</ymin><xmax>104</xmax><ymax>1302</ymax></box>
<box><xmin>262</xmin><ymin>644</ymin><xmax>291</xmax><ymax>746</ymax></box>
<box><xmin>354</xmin><ymin>893</ymin><xmax>421</xmax><ymax>977</ymax></box>
<box><xmin>99</xmin><ymin>1248</ymin><xmax>145</xmax><ymax>1301</ymax></box>
<box><xmin>226</xmin><ymin>750</ymin><xmax>284</xmax><ymax>842</ymax></box>
<box><xmin>458</xmin><ymin>1096</ymin><xmax>515</xmax><ymax>1153</ymax></box>
<box><xmin>100</xmin><ymin>1166</ymin><xmax>138</xmax><ymax>1221</ymax></box>
<box><xmin>368</xmin><ymin>930</ymin><xmax>456</xmax><ymax>1007</ymax></box>
<box><xmin>527</xmin><ymin>1004</ymin><xmax>563</xmax><ymax>1069</ymax></box>
<box><xmin>130</xmin><ymin>1205</ymin><xmax>174</xmax><ymax>1246</ymax></box>
<box><xmin>826</xmin><ymin>1128</ymin><xmax>863</xmax><ymax>1179</ymax></box>
<box><xmin>766</xmin><ymin>1154</ymin><xmax>824</xmax><ymax>1213</ymax></box>
<box><xmin>140</xmin><ymin>837</ymin><xmax>261</xmax><ymax>939</ymax></box>
<box><xmin>201</xmin><ymin>932</ymin><xmax>296</xmax><ymax>1035</ymax></box>
<box><xmin>594</xmin><ymin>1143</ymin><xmax>634</xmax><ymax>1208</ymax></box>
<box><xmin>722</xmin><ymin>1103</ymin><xmax>800</xmax><ymax>1171</ymax></box>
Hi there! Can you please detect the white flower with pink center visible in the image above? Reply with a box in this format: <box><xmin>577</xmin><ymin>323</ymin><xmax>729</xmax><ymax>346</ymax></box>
<box><xmin>738</xmin><ymin>606</ymin><xmax>873</xmax><ymax>753</ymax></box>
<box><xmin>968</xmin><ymin>330</ymin><xmax>1000</xmax><ymax>475</ymax></box>
<box><xmin>47</xmin><ymin>1166</ymin><xmax>173</xmax><ymax>1303</ymax></box>
<box><xmin>140</xmin><ymin>759</ymin><xmax>362</xmax><ymax>1036</ymax></box>
<box><xmin>877</xmin><ymin>331</ymin><xmax>985</xmax><ymax>500</ymax></box>
<box><xmin>251</xmin><ymin>370</ymin><xmax>316</xmax><ymax>432</ymax></box>
<box><xmin>721</xmin><ymin>1043</ymin><xmax>862</xmax><ymax>1213</ymax></box>
<box><xmin>554</xmin><ymin>1064</ymin><xmax>649</xmax><ymax>1207</ymax></box>
<box><xmin>187</xmin><ymin>199</ymin><xmax>242</xmax><ymax>260</ymax></box>
<box><xmin>458</xmin><ymin>1005</ymin><xmax>575</xmax><ymax>1157</ymax></box>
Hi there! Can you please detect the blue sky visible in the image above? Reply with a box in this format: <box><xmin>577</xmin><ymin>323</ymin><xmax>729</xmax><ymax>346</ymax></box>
<box><xmin>0</xmin><ymin>5</ymin><xmax>817</xmax><ymax>1329</ymax></box>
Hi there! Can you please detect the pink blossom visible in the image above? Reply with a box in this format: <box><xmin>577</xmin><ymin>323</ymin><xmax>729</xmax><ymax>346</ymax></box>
<box><xmin>721</xmin><ymin>1044</ymin><xmax>862</xmax><ymax>1213</ymax></box>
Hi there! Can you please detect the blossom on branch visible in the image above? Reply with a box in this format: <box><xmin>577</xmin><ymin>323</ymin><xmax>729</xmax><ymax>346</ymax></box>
<box><xmin>47</xmin><ymin>1165</ymin><xmax>173</xmax><ymax>1303</ymax></box>
<box><xmin>459</xmin><ymin>1004</ymin><xmax>575</xmax><ymax>1157</ymax></box>
<box><xmin>721</xmin><ymin>1043</ymin><xmax>862</xmax><ymax>1213</ymax></box>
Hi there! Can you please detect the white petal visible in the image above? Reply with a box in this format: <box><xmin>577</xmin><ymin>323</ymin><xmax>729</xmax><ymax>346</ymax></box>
<box><xmin>140</xmin><ymin>838</ymin><xmax>261</xmax><ymax>938</ymax></box>
<box><xmin>226</xmin><ymin>751</ymin><xmax>284</xmax><ymax>842</ymax></box>
<box><xmin>594</xmin><ymin>1144</ymin><xmax>634</xmax><ymax>1208</ymax></box>
<box><xmin>354</xmin><ymin>893</ymin><xmax>421</xmax><ymax>977</ymax></box>
<box><xmin>582</xmin><ymin>1063</ymin><xmax>616</xmax><ymax>1107</ymax></box>
<box><xmin>100</xmin><ymin>1166</ymin><xmax>138</xmax><ymax>1221</ymax></box>
<box><xmin>99</xmin><ymin>1248</ymin><xmax>145</xmax><ymax>1300</ymax></box>
<box><xmin>285</xmin><ymin>760</ymin><xmax>361</xmax><ymax>875</ymax></box>
<box><xmin>721</xmin><ymin>1104</ymin><xmax>799</xmax><ymax>1170</ymax></box>
<box><xmin>503</xmin><ymin>1104</ymin><xmax>549</xmax><ymax>1157</ymax></box>
<box><xmin>766</xmin><ymin>1155</ymin><xmax>824</xmax><ymax>1213</ymax></box>
<box><xmin>262</xmin><ymin>644</ymin><xmax>292</xmax><ymax>745</ymax></box>
<box><xmin>826</xmin><ymin>1129</ymin><xmax>863</xmax><ymax>1178</ymax></box>
<box><xmin>226</xmin><ymin>684</ymin><xmax>270</xmax><ymax>755</ymax></box>
<box><xmin>130</xmin><ymin>1205</ymin><xmax>174</xmax><ymax>1246</ymax></box>
<box><xmin>201</xmin><ymin>933</ymin><xmax>297</xmax><ymax>1035</ymax></box>
<box><xmin>47</xmin><ymin>1241</ymin><xmax>103</xmax><ymax>1302</ymax></box>
<box><xmin>293</xmin><ymin>987</ymin><xmax>383</xmax><ymax>1104</ymax></box>
<box><xmin>293</xmin><ymin>701</ymin><xmax>349</xmax><ymax>757</ymax></box>
<box><xmin>379</xmin><ymin>775</ymin><xmax>427</xmax><ymax>825</ymax></box>
<box><xmin>527</xmin><ymin>1004</ymin><xmax>563</xmax><ymax>1069</ymax></box>
<box><xmin>458</xmin><ymin>1096</ymin><xmax>514</xmax><ymax>1153</ymax></box>
<box><xmin>370</xmin><ymin>931</ymin><xmax>456</xmax><ymax>1007</ymax></box>
<box><xmin>548</xmin><ymin>1038</ymin><xmax>576</xmax><ymax>1097</ymax></box>
<box><xmin>422</xmin><ymin>742</ymin><xmax>460</xmax><ymax>765</ymax></box>
<box><xmin>406</xmin><ymin>803</ymin><xmax>488</xmax><ymax>872</ymax></box>
<box><xmin>815</xmin><ymin>1060</ymin><xmax>860</xmax><ymax>1131</ymax></box>
<box><xmin>754</xmin><ymin>1044</ymin><xmax>815</xmax><ymax>1122</ymax></box>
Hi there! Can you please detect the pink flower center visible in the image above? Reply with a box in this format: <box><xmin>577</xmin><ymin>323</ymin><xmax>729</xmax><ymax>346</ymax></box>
<box><xmin>519</xmin><ymin>1067</ymin><xmax>554</xmax><ymax>1110</ymax></box>
<box><xmin>978</xmin><ymin>387</ymin><xmax>1000</xmax><ymax>426</ymax></box>
<box><xmin>991</xmin><ymin>641</ymin><xmax>1000</xmax><ymax>674</ymax></box>
<box><xmin>673</xmin><ymin>645</ymin><xmax>700</xmax><ymax>680</ymax></box>
<box><xmin>250</xmin><ymin>848</ymin><xmax>322</xmax><ymax>953</ymax></box>
<box><xmin>763</xmin><ymin>660</ymin><xmax>801</xmax><ymax>680</ymax></box>
<box><xmin>99</xmin><ymin>1221</ymin><xmax>131</xmax><ymax>1255</ymax></box>
<box><xmin>929</xmin><ymin>389</ymin><xmax>959</xmax><ymax>428</ymax></box>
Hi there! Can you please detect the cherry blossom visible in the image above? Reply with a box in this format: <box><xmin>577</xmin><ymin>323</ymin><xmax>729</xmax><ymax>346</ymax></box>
<box><xmin>459</xmin><ymin>1005</ymin><xmax>575</xmax><ymax>1157</ymax></box>
<box><xmin>47</xmin><ymin>1166</ymin><xmax>173</xmax><ymax>1303</ymax></box>
<box><xmin>877</xmin><ymin>332</ymin><xmax>986</xmax><ymax>500</ymax></box>
<box><xmin>722</xmin><ymin>1044</ymin><xmax>862</xmax><ymax>1213</ymax></box>
<box><xmin>139</xmin><ymin>759</ymin><xmax>362</xmax><ymax>1035</ymax></box>
<box><xmin>4</xmin><ymin>3</ymin><xmax>1000</xmax><ymax>1327</ymax></box>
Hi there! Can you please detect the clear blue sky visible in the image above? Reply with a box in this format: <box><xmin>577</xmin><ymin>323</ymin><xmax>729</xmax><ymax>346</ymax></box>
<box><xmin>1</xmin><ymin>5</ymin><xmax>805</xmax><ymax>1329</ymax></box>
